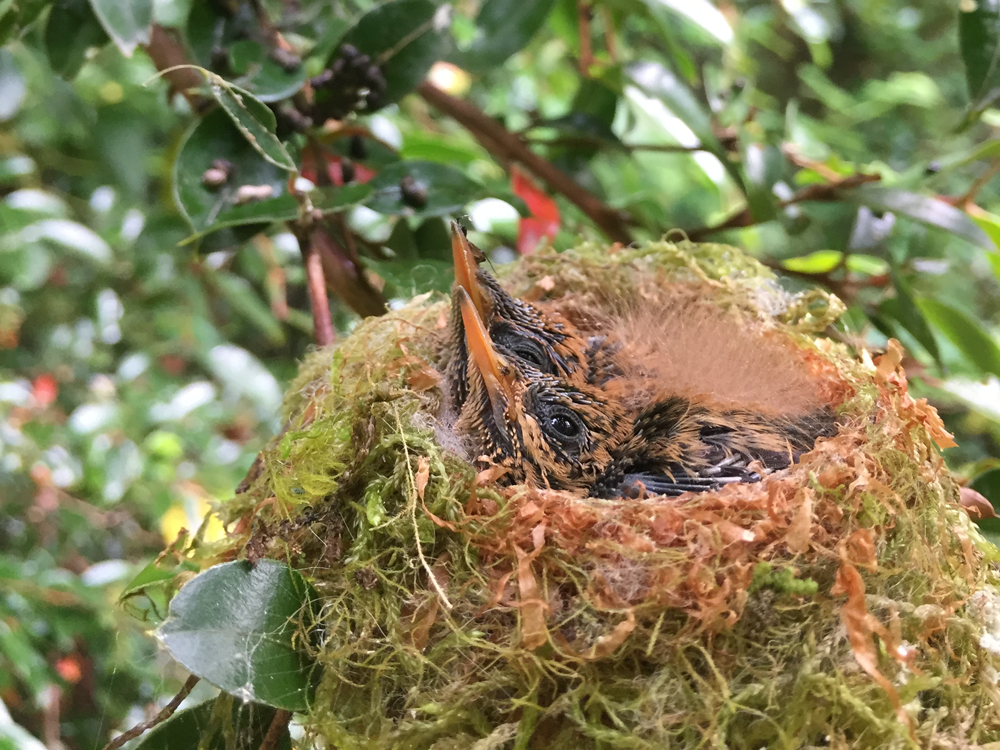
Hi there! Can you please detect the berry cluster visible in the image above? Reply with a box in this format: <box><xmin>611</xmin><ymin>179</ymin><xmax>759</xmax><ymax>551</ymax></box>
<box><xmin>310</xmin><ymin>44</ymin><xmax>387</xmax><ymax>121</ymax></box>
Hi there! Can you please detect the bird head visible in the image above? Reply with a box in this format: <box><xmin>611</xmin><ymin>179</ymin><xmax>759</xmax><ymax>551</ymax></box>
<box><xmin>447</xmin><ymin>223</ymin><xmax>589</xmax><ymax>409</ymax></box>
<box><xmin>455</xmin><ymin>287</ymin><xmax>627</xmax><ymax>491</ymax></box>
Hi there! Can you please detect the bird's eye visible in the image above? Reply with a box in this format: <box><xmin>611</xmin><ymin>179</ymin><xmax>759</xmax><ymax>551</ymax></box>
<box><xmin>545</xmin><ymin>408</ymin><xmax>584</xmax><ymax>442</ymax></box>
<box><xmin>493</xmin><ymin>330</ymin><xmax>552</xmax><ymax>372</ymax></box>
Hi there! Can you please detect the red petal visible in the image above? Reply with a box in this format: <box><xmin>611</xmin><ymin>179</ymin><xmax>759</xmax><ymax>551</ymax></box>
<box><xmin>512</xmin><ymin>166</ymin><xmax>560</xmax><ymax>223</ymax></box>
<box><xmin>32</xmin><ymin>374</ymin><xmax>58</xmax><ymax>408</ymax></box>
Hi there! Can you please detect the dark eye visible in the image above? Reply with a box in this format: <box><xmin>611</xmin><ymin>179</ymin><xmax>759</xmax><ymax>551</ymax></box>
<box><xmin>545</xmin><ymin>408</ymin><xmax>584</xmax><ymax>442</ymax></box>
<box><xmin>493</xmin><ymin>329</ymin><xmax>552</xmax><ymax>372</ymax></box>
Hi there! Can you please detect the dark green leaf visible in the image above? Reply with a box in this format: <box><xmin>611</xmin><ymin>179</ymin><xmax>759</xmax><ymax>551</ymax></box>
<box><xmin>917</xmin><ymin>298</ymin><xmax>1000</xmax><ymax>379</ymax></box>
<box><xmin>972</xmin><ymin>468</ymin><xmax>1000</xmax><ymax>511</ymax></box>
<box><xmin>365</xmin><ymin>160</ymin><xmax>486</xmax><ymax>217</ymax></box>
<box><xmin>741</xmin><ymin>141</ymin><xmax>781</xmax><ymax>222</ymax></box>
<box><xmin>846</xmin><ymin>185</ymin><xmax>992</xmax><ymax>250</ymax></box>
<box><xmin>457</xmin><ymin>0</ymin><xmax>558</xmax><ymax>74</ymax></box>
<box><xmin>173</xmin><ymin>109</ymin><xmax>286</xmax><ymax>237</ymax></box>
<box><xmin>878</xmin><ymin>268</ymin><xmax>941</xmax><ymax>367</ymax></box>
<box><xmin>206</xmin><ymin>76</ymin><xmax>296</xmax><ymax>171</ymax></box>
<box><xmin>44</xmin><ymin>0</ymin><xmax>109</xmax><ymax>78</ymax></box>
<box><xmin>183</xmin><ymin>184</ymin><xmax>373</xmax><ymax>242</ymax></box>
<box><xmin>366</xmin><ymin>257</ymin><xmax>454</xmax><ymax>296</ymax></box>
<box><xmin>88</xmin><ymin>0</ymin><xmax>151</xmax><ymax>56</ymax></box>
<box><xmin>960</xmin><ymin>0</ymin><xmax>1000</xmax><ymax>113</ymax></box>
<box><xmin>229</xmin><ymin>40</ymin><xmax>306</xmax><ymax>103</ymax></box>
<box><xmin>157</xmin><ymin>560</ymin><xmax>318</xmax><ymax>712</ymax></box>
<box><xmin>119</xmin><ymin>558</ymin><xmax>200</xmax><ymax>625</ymax></box>
<box><xmin>132</xmin><ymin>697</ymin><xmax>290</xmax><ymax>750</ymax></box>
<box><xmin>339</xmin><ymin>0</ymin><xmax>449</xmax><ymax>107</ymax></box>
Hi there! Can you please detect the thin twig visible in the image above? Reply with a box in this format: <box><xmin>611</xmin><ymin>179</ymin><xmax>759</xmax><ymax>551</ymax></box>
<box><xmin>601</xmin><ymin>6</ymin><xmax>618</xmax><ymax>62</ymax></box>
<box><xmin>687</xmin><ymin>172</ymin><xmax>881</xmax><ymax>241</ymax></box>
<box><xmin>524</xmin><ymin>134</ymin><xmax>701</xmax><ymax>153</ymax></box>
<box><xmin>577</xmin><ymin>0</ymin><xmax>594</xmax><ymax>76</ymax></box>
<box><xmin>958</xmin><ymin>156</ymin><xmax>1000</xmax><ymax>209</ymax></box>
<box><xmin>259</xmin><ymin>709</ymin><xmax>292</xmax><ymax>750</ymax></box>
<box><xmin>299</xmin><ymin>231</ymin><xmax>336</xmax><ymax>346</ymax></box>
<box><xmin>102</xmin><ymin>675</ymin><xmax>200</xmax><ymax>750</ymax></box>
<box><xmin>418</xmin><ymin>81</ymin><xmax>633</xmax><ymax>244</ymax></box>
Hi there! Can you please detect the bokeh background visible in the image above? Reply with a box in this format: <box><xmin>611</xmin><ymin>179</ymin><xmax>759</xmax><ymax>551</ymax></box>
<box><xmin>3</xmin><ymin>0</ymin><xmax>1000</xmax><ymax>746</ymax></box>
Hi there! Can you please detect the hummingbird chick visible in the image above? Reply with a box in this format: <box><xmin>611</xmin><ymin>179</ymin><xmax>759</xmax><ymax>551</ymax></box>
<box><xmin>446</xmin><ymin>223</ymin><xmax>593</xmax><ymax>409</ymax></box>
<box><xmin>454</xmin><ymin>287</ymin><xmax>628</xmax><ymax>491</ymax></box>
<box><xmin>592</xmin><ymin>396</ymin><xmax>836</xmax><ymax>498</ymax></box>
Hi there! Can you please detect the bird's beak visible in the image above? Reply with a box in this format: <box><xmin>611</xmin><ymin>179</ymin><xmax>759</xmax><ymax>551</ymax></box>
<box><xmin>457</xmin><ymin>287</ymin><xmax>515</xmax><ymax>411</ymax></box>
<box><xmin>451</xmin><ymin>221</ymin><xmax>487</xmax><ymax>321</ymax></box>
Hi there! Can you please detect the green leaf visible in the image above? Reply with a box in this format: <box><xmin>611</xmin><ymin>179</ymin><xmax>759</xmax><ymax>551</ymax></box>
<box><xmin>782</xmin><ymin>250</ymin><xmax>842</xmax><ymax>274</ymax></box>
<box><xmin>366</xmin><ymin>257</ymin><xmax>454</xmax><ymax>296</ymax></box>
<box><xmin>173</xmin><ymin>109</ymin><xmax>286</xmax><ymax>239</ymax></box>
<box><xmin>975</xmin><ymin>516</ymin><xmax>1000</xmax><ymax>549</ymax></box>
<box><xmin>0</xmin><ymin>49</ymin><xmax>24</xmax><ymax>121</ymax></box>
<box><xmin>339</xmin><ymin>0</ymin><xmax>449</xmax><ymax>107</ymax></box>
<box><xmin>44</xmin><ymin>0</ymin><xmax>109</xmax><ymax>78</ymax></box>
<box><xmin>229</xmin><ymin>40</ymin><xmax>307</xmax><ymax>103</ymax></box>
<box><xmin>182</xmin><ymin>184</ymin><xmax>373</xmax><ymax>242</ymax></box>
<box><xmin>157</xmin><ymin>560</ymin><xmax>318</xmax><ymax>712</ymax></box>
<box><xmin>365</xmin><ymin>160</ymin><xmax>486</xmax><ymax>217</ymax></box>
<box><xmin>917</xmin><ymin>298</ymin><xmax>1000</xmax><ymax>379</ymax></box>
<box><xmin>960</xmin><ymin>0</ymin><xmax>1000</xmax><ymax>113</ymax></box>
<box><xmin>972</xmin><ymin>468</ymin><xmax>1000</xmax><ymax>511</ymax></box>
<box><xmin>879</xmin><ymin>270</ymin><xmax>941</xmax><ymax>367</ymax></box>
<box><xmin>119</xmin><ymin>557</ymin><xmax>200</xmax><ymax>625</ymax></box>
<box><xmin>132</xmin><ymin>698</ymin><xmax>290</xmax><ymax>750</ymax></box>
<box><xmin>629</xmin><ymin>61</ymin><xmax>745</xmax><ymax>191</ymax></box>
<box><xmin>88</xmin><ymin>0</ymin><xmax>151</xmax><ymax>57</ymax></box>
<box><xmin>846</xmin><ymin>185</ymin><xmax>993</xmax><ymax>250</ymax></box>
<box><xmin>208</xmin><ymin>271</ymin><xmax>286</xmax><ymax>346</ymax></box>
<box><xmin>457</xmin><ymin>0</ymin><xmax>558</xmax><ymax>74</ymax></box>
<box><xmin>206</xmin><ymin>76</ymin><xmax>296</xmax><ymax>172</ymax></box>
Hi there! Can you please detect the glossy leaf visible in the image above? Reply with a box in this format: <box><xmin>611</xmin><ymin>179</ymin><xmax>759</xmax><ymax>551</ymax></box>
<box><xmin>173</xmin><ymin>109</ymin><xmax>286</xmax><ymax>238</ymax></box>
<box><xmin>458</xmin><ymin>0</ymin><xmax>558</xmax><ymax>74</ymax></box>
<box><xmin>975</xmin><ymin>516</ymin><xmax>1000</xmax><ymax>549</ymax></box>
<box><xmin>629</xmin><ymin>60</ymin><xmax>745</xmax><ymax>190</ymax></box>
<box><xmin>642</xmin><ymin>0</ymin><xmax>733</xmax><ymax>46</ymax></box>
<box><xmin>183</xmin><ymin>184</ymin><xmax>373</xmax><ymax>242</ymax></box>
<box><xmin>229</xmin><ymin>40</ymin><xmax>306</xmax><ymax>103</ymax></box>
<box><xmin>917</xmin><ymin>298</ymin><xmax>1000</xmax><ymax>379</ymax></box>
<box><xmin>88</xmin><ymin>0</ymin><xmax>151</xmax><ymax>57</ymax></box>
<box><xmin>0</xmin><ymin>49</ymin><xmax>24</xmax><ymax>121</ymax></box>
<box><xmin>846</xmin><ymin>185</ymin><xmax>993</xmax><ymax>250</ymax></box>
<box><xmin>119</xmin><ymin>557</ymin><xmax>200</xmax><ymax>625</ymax></box>
<box><xmin>157</xmin><ymin>560</ymin><xmax>318</xmax><ymax>712</ymax></box>
<box><xmin>207</xmin><ymin>76</ymin><xmax>296</xmax><ymax>171</ymax></box>
<box><xmin>366</xmin><ymin>258</ymin><xmax>454</xmax><ymax>296</ymax></box>
<box><xmin>972</xmin><ymin>468</ymin><xmax>1000</xmax><ymax>511</ymax></box>
<box><xmin>879</xmin><ymin>270</ymin><xmax>941</xmax><ymax>367</ymax></box>
<box><xmin>44</xmin><ymin>0</ymin><xmax>109</xmax><ymax>78</ymax></box>
<box><xmin>132</xmin><ymin>698</ymin><xmax>290</xmax><ymax>750</ymax></box>
<box><xmin>365</xmin><ymin>160</ymin><xmax>486</xmax><ymax>217</ymax></box>
<box><xmin>339</xmin><ymin>0</ymin><xmax>449</xmax><ymax>107</ymax></box>
<box><xmin>960</xmin><ymin>0</ymin><xmax>1000</xmax><ymax>113</ymax></box>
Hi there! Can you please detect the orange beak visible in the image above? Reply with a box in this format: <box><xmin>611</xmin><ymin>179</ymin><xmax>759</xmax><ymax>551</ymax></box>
<box><xmin>457</xmin><ymin>287</ymin><xmax>515</xmax><ymax>411</ymax></box>
<box><xmin>451</xmin><ymin>222</ymin><xmax>487</xmax><ymax>321</ymax></box>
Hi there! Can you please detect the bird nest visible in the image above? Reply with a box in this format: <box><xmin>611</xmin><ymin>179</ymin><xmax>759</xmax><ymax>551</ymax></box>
<box><xmin>213</xmin><ymin>240</ymin><xmax>1000</xmax><ymax>749</ymax></box>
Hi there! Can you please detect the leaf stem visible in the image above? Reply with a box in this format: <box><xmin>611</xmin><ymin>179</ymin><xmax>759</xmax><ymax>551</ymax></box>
<box><xmin>298</xmin><ymin>231</ymin><xmax>336</xmax><ymax>346</ymax></box>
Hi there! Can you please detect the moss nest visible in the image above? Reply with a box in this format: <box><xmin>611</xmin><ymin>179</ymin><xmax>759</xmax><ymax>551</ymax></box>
<box><xmin>211</xmin><ymin>241</ymin><xmax>1000</xmax><ymax>749</ymax></box>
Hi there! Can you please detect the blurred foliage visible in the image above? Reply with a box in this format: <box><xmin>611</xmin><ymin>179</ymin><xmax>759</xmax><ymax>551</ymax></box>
<box><xmin>2</xmin><ymin>0</ymin><xmax>1000</xmax><ymax>746</ymax></box>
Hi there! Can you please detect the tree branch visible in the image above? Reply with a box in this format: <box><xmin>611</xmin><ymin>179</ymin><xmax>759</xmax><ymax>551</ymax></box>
<box><xmin>417</xmin><ymin>81</ymin><xmax>634</xmax><ymax>244</ymax></box>
<box><xmin>687</xmin><ymin>172</ymin><xmax>881</xmax><ymax>241</ymax></box>
<box><xmin>259</xmin><ymin>710</ymin><xmax>292</xmax><ymax>750</ymax></box>
<box><xmin>102</xmin><ymin>675</ymin><xmax>200</xmax><ymax>750</ymax></box>
<box><xmin>298</xmin><ymin>231</ymin><xmax>336</xmax><ymax>346</ymax></box>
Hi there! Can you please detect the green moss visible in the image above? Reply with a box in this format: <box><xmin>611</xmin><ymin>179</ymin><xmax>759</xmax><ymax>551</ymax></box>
<box><xmin>204</xmin><ymin>240</ymin><xmax>1000</xmax><ymax>749</ymax></box>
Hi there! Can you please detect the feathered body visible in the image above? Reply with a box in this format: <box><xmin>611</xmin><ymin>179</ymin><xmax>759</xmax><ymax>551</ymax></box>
<box><xmin>444</xmin><ymin>224</ymin><xmax>836</xmax><ymax>497</ymax></box>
